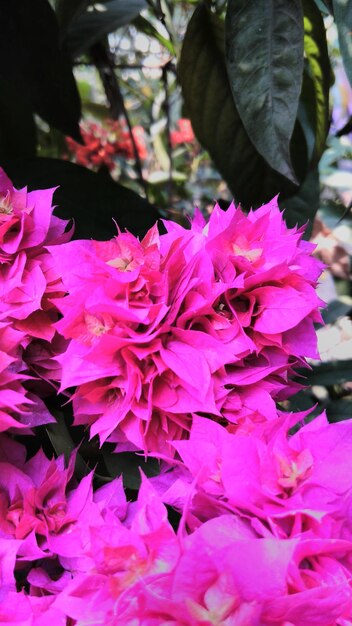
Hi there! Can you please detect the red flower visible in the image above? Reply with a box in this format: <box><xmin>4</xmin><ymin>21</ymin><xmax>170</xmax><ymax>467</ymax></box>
<box><xmin>170</xmin><ymin>118</ymin><xmax>195</xmax><ymax>147</ymax></box>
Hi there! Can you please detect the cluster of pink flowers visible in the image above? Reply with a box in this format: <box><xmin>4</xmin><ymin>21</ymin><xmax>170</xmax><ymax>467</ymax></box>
<box><xmin>2</xmin><ymin>167</ymin><xmax>352</xmax><ymax>624</ymax></box>
<box><xmin>0</xmin><ymin>169</ymin><xmax>71</xmax><ymax>433</ymax></box>
<box><xmin>66</xmin><ymin>120</ymin><xmax>147</xmax><ymax>171</ymax></box>
<box><xmin>3</xmin><ymin>413</ymin><xmax>352</xmax><ymax>625</ymax></box>
<box><xmin>57</xmin><ymin>426</ymin><xmax>352</xmax><ymax>626</ymax></box>
<box><xmin>50</xmin><ymin>199</ymin><xmax>324</xmax><ymax>453</ymax></box>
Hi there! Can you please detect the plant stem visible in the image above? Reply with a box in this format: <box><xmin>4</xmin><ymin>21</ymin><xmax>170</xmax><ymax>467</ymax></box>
<box><xmin>89</xmin><ymin>41</ymin><xmax>148</xmax><ymax>198</ymax></box>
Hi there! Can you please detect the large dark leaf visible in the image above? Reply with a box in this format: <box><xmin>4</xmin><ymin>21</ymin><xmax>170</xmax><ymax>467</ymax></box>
<box><xmin>280</xmin><ymin>167</ymin><xmax>320</xmax><ymax>238</ymax></box>
<box><xmin>56</xmin><ymin>0</ymin><xmax>89</xmax><ymax>35</ymax></box>
<box><xmin>303</xmin><ymin>0</ymin><xmax>331</xmax><ymax>164</ymax></box>
<box><xmin>0</xmin><ymin>81</ymin><xmax>37</xmax><ymax>161</ymax></box>
<box><xmin>327</xmin><ymin>399</ymin><xmax>352</xmax><ymax>423</ymax></box>
<box><xmin>333</xmin><ymin>0</ymin><xmax>352</xmax><ymax>85</ymax></box>
<box><xmin>45</xmin><ymin>411</ymin><xmax>89</xmax><ymax>479</ymax></box>
<box><xmin>179</xmin><ymin>4</ymin><xmax>303</xmax><ymax>209</ymax></box>
<box><xmin>4</xmin><ymin>158</ymin><xmax>160</xmax><ymax>239</ymax></box>
<box><xmin>103</xmin><ymin>449</ymin><xmax>160</xmax><ymax>490</ymax></box>
<box><xmin>225</xmin><ymin>0</ymin><xmax>304</xmax><ymax>183</ymax></box>
<box><xmin>296</xmin><ymin>360</ymin><xmax>352</xmax><ymax>386</ymax></box>
<box><xmin>65</xmin><ymin>0</ymin><xmax>147</xmax><ymax>57</ymax></box>
<box><xmin>322</xmin><ymin>298</ymin><xmax>352</xmax><ymax>324</ymax></box>
<box><xmin>0</xmin><ymin>0</ymin><xmax>81</xmax><ymax>142</ymax></box>
<box><xmin>319</xmin><ymin>0</ymin><xmax>334</xmax><ymax>13</ymax></box>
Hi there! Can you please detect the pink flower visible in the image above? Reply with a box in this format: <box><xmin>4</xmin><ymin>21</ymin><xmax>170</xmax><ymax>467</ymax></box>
<box><xmin>0</xmin><ymin>168</ymin><xmax>72</xmax><ymax>432</ymax></box>
<box><xmin>53</xmin><ymin>475</ymin><xmax>180</xmax><ymax>624</ymax></box>
<box><xmin>0</xmin><ymin>168</ymin><xmax>70</xmax><ymax>327</ymax></box>
<box><xmin>154</xmin><ymin>408</ymin><xmax>352</xmax><ymax>559</ymax></box>
<box><xmin>54</xmin><ymin>509</ymin><xmax>352</xmax><ymax>625</ymax></box>
<box><xmin>0</xmin><ymin>590</ymin><xmax>68</xmax><ymax>626</ymax></box>
<box><xmin>0</xmin><ymin>322</ymin><xmax>54</xmax><ymax>433</ymax></box>
<box><xmin>51</xmin><ymin>198</ymin><xmax>323</xmax><ymax>453</ymax></box>
<box><xmin>0</xmin><ymin>437</ymin><xmax>101</xmax><ymax>565</ymax></box>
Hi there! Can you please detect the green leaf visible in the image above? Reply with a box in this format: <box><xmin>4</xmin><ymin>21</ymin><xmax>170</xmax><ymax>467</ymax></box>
<box><xmin>303</xmin><ymin>0</ymin><xmax>331</xmax><ymax>164</ymax></box>
<box><xmin>286</xmin><ymin>390</ymin><xmax>318</xmax><ymax>413</ymax></box>
<box><xmin>296</xmin><ymin>360</ymin><xmax>352</xmax><ymax>386</ymax></box>
<box><xmin>225</xmin><ymin>0</ymin><xmax>304</xmax><ymax>183</ymax></box>
<box><xmin>45</xmin><ymin>411</ymin><xmax>89</xmax><ymax>479</ymax></box>
<box><xmin>0</xmin><ymin>81</ymin><xmax>37</xmax><ymax>160</ymax></box>
<box><xmin>322</xmin><ymin>297</ymin><xmax>352</xmax><ymax>324</ymax></box>
<box><xmin>134</xmin><ymin>15</ymin><xmax>175</xmax><ymax>55</ymax></box>
<box><xmin>280</xmin><ymin>167</ymin><xmax>320</xmax><ymax>237</ymax></box>
<box><xmin>327</xmin><ymin>398</ymin><xmax>352</xmax><ymax>422</ymax></box>
<box><xmin>333</xmin><ymin>0</ymin><xmax>352</xmax><ymax>85</ymax></box>
<box><xmin>0</xmin><ymin>0</ymin><xmax>81</xmax><ymax>143</ymax></box>
<box><xmin>4</xmin><ymin>158</ymin><xmax>160</xmax><ymax>239</ymax></box>
<box><xmin>103</xmin><ymin>449</ymin><xmax>160</xmax><ymax>490</ymax></box>
<box><xmin>82</xmin><ymin>101</ymin><xmax>110</xmax><ymax>120</ymax></box>
<box><xmin>56</xmin><ymin>0</ymin><xmax>89</xmax><ymax>35</ymax></box>
<box><xmin>65</xmin><ymin>0</ymin><xmax>147</xmax><ymax>57</ymax></box>
<box><xmin>179</xmin><ymin>4</ymin><xmax>302</xmax><ymax>208</ymax></box>
<box><xmin>298</xmin><ymin>70</ymin><xmax>317</xmax><ymax>164</ymax></box>
<box><xmin>320</xmin><ymin>0</ymin><xmax>334</xmax><ymax>13</ymax></box>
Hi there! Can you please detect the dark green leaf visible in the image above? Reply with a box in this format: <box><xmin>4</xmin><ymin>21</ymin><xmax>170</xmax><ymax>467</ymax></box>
<box><xmin>319</xmin><ymin>0</ymin><xmax>334</xmax><ymax>14</ymax></box>
<box><xmin>4</xmin><ymin>158</ymin><xmax>160</xmax><ymax>239</ymax></box>
<box><xmin>133</xmin><ymin>15</ymin><xmax>175</xmax><ymax>55</ymax></box>
<box><xmin>179</xmin><ymin>5</ymin><xmax>302</xmax><ymax>208</ymax></box>
<box><xmin>303</xmin><ymin>0</ymin><xmax>331</xmax><ymax>164</ymax></box>
<box><xmin>0</xmin><ymin>0</ymin><xmax>81</xmax><ymax>142</ymax></box>
<box><xmin>56</xmin><ymin>0</ymin><xmax>89</xmax><ymax>35</ymax></box>
<box><xmin>280</xmin><ymin>167</ymin><xmax>320</xmax><ymax>237</ymax></box>
<box><xmin>296</xmin><ymin>360</ymin><xmax>352</xmax><ymax>386</ymax></box>
<box><xmin>103</xmin><ymin>449</ymin><xmax>160</xmax><ymax>490</ymax></box>
<box><xmin>286</xmin><ymin>390</ymin><xmax>317</xmax><ymax>413</ymax></box>
<box><xmin>298</xmin><ymin>70</ymin><xmax>317</xmax><ymax>164</ymax></box>
<box><xmin>82</xmin><ymin>101</ymin><xmax>110</xmax><ymax>120</ymax></box>
<box><xmin>225</xmin><ymin>0</ymin><xmax>304</xmax><ymax>183</ymax></box>
<box><xmin>0</xmin><ymin>81</ymin><xmax>37</xmax><ymax>160</ymax></box>
<box><xmin>333</xmin><ymin>0</ymin><xmax>352</xmax><ymax>85</ymax></box>
<box><xmin>327</xmin><ymin>398</ymin><xmax>352</xmax><ymax>422</ymax></box>
<box><xmin>45</xmin><ymin>411</ymin><xmax>89</xmax><ymax>478</ymax></box>
<box><xmin>322</xmin><ymin>298</ymin><xmax>352</xmax><ymax>324</ymax></box>
<box><xmin>65</xmin><ymin>0</ymin><xmax>147</xmax><ymax>57</ymax></box>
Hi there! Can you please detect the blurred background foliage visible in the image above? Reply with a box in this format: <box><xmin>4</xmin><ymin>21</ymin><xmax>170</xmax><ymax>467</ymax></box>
<box><xmin>0</xmin><ymin>0</ymin><xmax>351</xmax><ymax>442</ymax></box>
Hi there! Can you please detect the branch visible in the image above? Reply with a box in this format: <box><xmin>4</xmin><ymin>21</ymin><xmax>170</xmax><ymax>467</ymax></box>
<box><xmin>89</xmin><ymin>41</ymin><xmax>148</xmax><ymax>198</ymax></box>
<box><xmin>89</xmin><ymin>42</ymin><xmax>123</xmax><ymax>119</ymax></box>
<box><xmin>162</xmin><ymin>62</ymin><xmax>174</xmax><ymax>209</ymax></box>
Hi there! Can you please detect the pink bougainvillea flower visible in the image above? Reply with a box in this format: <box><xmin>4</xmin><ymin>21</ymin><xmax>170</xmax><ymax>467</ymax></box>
<box><xmin>22</xmin><ymin>333</ymin><xmax>69</xmax><ymax>399</ymax></box>
<box><xmin>0</xmin><ymin>590</ymin><xmax>68</xmax><ymax>626</ymax></box>
<box><xmin>51</xmin><ymin>197</ymin><xmax>324</xmax><ymax>453</ymax></box>
<box><xmin>55</xmin><ymin>509</ymin><xmax>352</xmax><ymax>625</ymax></box>
<box><xmin>154</xmin><ymin>409</ymin><xmax>352</xmax><ymax>554</ymax></box>
<box><xmin>0</xmin><ymin>437</ymin><xmax>103</xmax><ymax>566</ymax></box>
<box><xmin>0</xmin><ymin>323</ymin><xmax>54</xmax><ymax>433</ymax></box>
<box><xmin>0</xmin><ymin>168</ymin><xmax>72</xmax><ymax>432</ymax></box>
<box><xmin>0</xmin><ymin>590</ymin><xmax>33</xmax><ymax>626</ymax></box>
<box><xmin>0</xmin><ymin>167</ymin><xmax>71</xmax><ymax>326</ymax></box>
<box><xmin>53</xmin><ymin>475</ymin><xmax>180</xmax><ymax>623</ymax></box>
